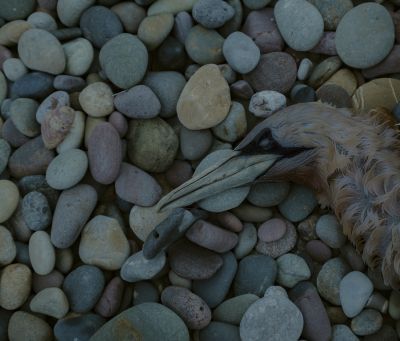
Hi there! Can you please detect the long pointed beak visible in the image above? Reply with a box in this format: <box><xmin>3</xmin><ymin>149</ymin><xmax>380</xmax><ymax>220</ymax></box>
<box><xmin>156</xmin><ymin>150</ymin><xmax>281</xmax><ymax>212</ymax></box>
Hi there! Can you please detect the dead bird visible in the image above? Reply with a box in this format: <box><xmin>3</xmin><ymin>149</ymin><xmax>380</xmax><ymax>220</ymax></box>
<box><xmin>157</xmin><ymin>102</ymin><xmax>400</xmax><ymax>289</ymax></box>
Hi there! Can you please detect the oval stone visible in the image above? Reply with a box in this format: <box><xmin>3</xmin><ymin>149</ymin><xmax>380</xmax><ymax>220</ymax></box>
<box><xmin>0</xmin><ymin>225</ymin><xmax>16</xmax><ymax>266</ymax></box>
<box><xmin>54</xmin><ymin>314</ymin><xmax>106</xmax><ymax>341</ymax></box>
<box><xmin>177</xmin><ymin>64</ymin><xmax>230</xmax><ymax>130</ymax></box>
<box><xmin>79</xmin><ymin>82</ymin><xmax>114</xmax><ymax>117</ymax></box>
<box><xmin>0</xmin><ymin>180</ymin><xmax>19</xmax><ymax>223</ymax></box>
<box><xmin>115</xmin><ymin>162</ymin><xmax>162</xmax><ymax>206</ymax></box>
<box><xmin>35</xmin><ymin>90</ymin><xmax>70</xmax><ymax>124</ymax></box>
<box><xmin>46</xmin><ymin>148</ymin><xmax>88</xmax><ymax>190</ymax></box>
<box><xmin>0</xmin><ymin>263</ymin><xmax>31</xmax><ymax>310</ymax></box>
<box><xmin>335</xmin><ymin>3</ymin><xmax>395</xmax><ymax>69</ymax></box>
<box><xmin>88</xmin><ymin>122</ymin><xmax>122</xmax><ymax>185</ymax></box>
<box><xmin>51</xmin><ymin>184</ymin><xmax>98</xmax><ymax>248</ymax></box>
<box><xmin>30</xmin><ymin>287</ymin><xmax>69</xmax><ymax>319</ymax></box>
<box><xmin>29</xmin><ymin>231</ymin><xmax>55</xmax><ymax>275</ymax></box>
<box><xmin>63</xmin><ymin>37</ymin><xmax>94</xmax><ymax>76</ymax></box>
<box><xmin>8</xmin><ymin>311</ymin><xmax>52</xmax><ymax>341</ymax></box>
<box><xmin>258</xmin><ymin>218</ymin><xmax>287</xmax><ymax>243</ymax></box>
<box><xmin>22</xmin><ymin>191</ymin><xmax>52</xmax><ymax>231</ymax></box>
<box><xmin>18</xmin><ymin>28</ymin><xmax>66</xmax><ymax>74</ymax></box>
<box><xmin>120</xmin><ymin>250</ymin><xmax>166</xmax><ymax>282</ymax></box>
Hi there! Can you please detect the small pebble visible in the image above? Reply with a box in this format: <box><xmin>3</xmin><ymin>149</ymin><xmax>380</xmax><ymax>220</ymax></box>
<box><xmin>0</xmin><ymin>263</ymin><xmax>31</xmax><ymax>310</ymax></box>
<box><xmin>192</xmin><ymin>0</ymin><xmax>234</xmax><ymax>29</ymax></box>
<box><xmin>249</xmin><ymin>90</ymin><xmax>287</xmax><ymax>118</ymax></box>
<box><xmin>213</xmin><ymin>293</ymin><xmax>259</xmax><ymax>325</ymax></box>
<box><xmin>297</xmin><ymin>58</ymin><xmax>314</xmax><ymax>81</ymax></box>
<box><xmin>180</xmin><ymin>127</ymin><xmax>213</xmax><ymax>161</ymax></box>
<box><xmin>332</xmin><ymin>324</ymin><xmax>359</xmax><ymax>341</ymax></box>
<box><xmin>30</xmin><ymin>287</ymin><xmax>69</xmax><ymax>319</ymax></box>
<box><xmin>0</xmin><ymin>225</ymin><xmax>16</xmax><ymax>266</ymax></box>
<box><xmin>138</xmin><ymin>13</ymin><xmax>174</xmax><ymax>50</ymax></box>
<box><xmin>306</xmin><ymin>240</ymin><xmax>332</xmax><ymax>263</ymax></box>
<box><xmin>276</xmin><ymin>253</ymin><xmax>311</xmax><ymax>288</ymax></box>
<box><xmin>258</xmin><ymin>218</ymin><xmax>287</xmax><ymax>243</ymax></box>
<box><xmin>95</xmin><ymin>276</ymin><xmax>125</xmax><ymax>318</ymax></box>
<box><xmin>234</xmin><ymin>223</ymin><xmax>257</xmax><ymax>259</ymax></box>
<box><xmin>199</xmin><ymin>322</ymin><xmax>240</xmax><ymax>341</ymax></box>
<box><xmin>316</xmin><ymin>214</ymin><xmax>347</xmax><ymax>248</ymax></box>
<box><xmin>2</xmin><ymin>58</ymin><xmax>27</xmax><ymax>81</ymax></box>
<box><xmin>0</xmin><ymin>180</ymin><xmax>19</xmax><ymax>223</ymax></box>
<box><xmin>29</xmin><ymin>230</ymin><xmax>55</xmax><ymax>275</ymax></box>
<box><xmin>133</xmin><ymin>281</ymin><xmax>160</xmax><ymax>305</ymax></box>
<box><xmin>32</xmin><ymin>270</ymin><xmax>64</xmax><ymax>293</ymax></box>
<box><xmin>212</xmin><ymin>101</ymin><xmax>247</xmax><ymax>143</ymax></box>
<box><xmin>79</xmin><ymin>82</ymin><xmax>114</xmax><ymax>117</ymax></box>
<box><xmin>351</xmin><ymin>309</ymin><xmax>383</xmax><ymax>336</ymax></box>
<box><xmin>248</xmin><ymin>182</ymin><xmax>290</xmax><ymax>207</ymax></box>
<box><xmin>8</xmin><ymin>311</ymin><xmax>52</xmax><ymax>341</ymax></box>
<box><xmin>62</xmin><ymin>37</ymin><xmax>94</xmax><ymax>76</ymax></box>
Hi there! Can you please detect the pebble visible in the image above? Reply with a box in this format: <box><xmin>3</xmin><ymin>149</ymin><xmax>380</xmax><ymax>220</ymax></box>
<box><xmin>0</xmin><ymin>226</ymin><xmax>16</xmax><ymax>266</ymax></box>
<box><xmin>63</xmin><ymin>265</ymin><xmax>105</xmax><ymax>313</ymax></box>
<box><xmin>121</xmin><ymin>250</ymin><xmax>166</xmax><ymax>282</ymax></box>
<box><xmin>248</xmin><ymin>182</ymin><xmax>290</xmax><ymax>207</ymax></box>
<box><xmin>0</xmin><ymin>0</ymin><xmax>36</xmax><ymax>20</ymax></box>
<box><xmin>138</xmin><ymin>13</ymin><xmax>174</xmax><ymax>50</ymax></box>
<box><xmin>289</xmin><ymin>281</ymin><xmax>332</xmax><ymax>341</ymax></box>
<box><xmin>168</xmin><ymin>239</ymin><xmax>223</xmax><ymax>280</ymax></box>
<box><xmin>108</xmin><ymin>111</ymin><xmax>128</xmax><ymax>137</ymax></box>
<box><xmin>222</xmin><ymin>31</ymin><xmax>260</xmax><ymax>74</ymax></box>
<box><xmin>111</xmin><ymin>2</ymin><xmax>146</xmax><ymax>34</ymax></box>
<box><xmin>88</xmin><ymin>122</ymin><xmax>122</xmax><ymax>185</ymax></box>
<box><xmin>169</xmin><ymin>270</ymin><xmax>192</xmax><ymax>289</ymax></box>
<box><xmin>276</xmin><ymin>253</ymin><xmax>311</xmax><ymax>288</ymax></box>
<box><xmin>234</xmin><ymin>223</ymin><xmax>257</xmax><ymax>259</ymax></box>
<box><xmin>115</xmin><ymin>162</ymin><xmax>161</xmax><ymax>206</ymax></box>
<box><xmin>309</xmin><ymin>0</ymin><xmax>353</xmax><ymax>31</ymax></box>
<box><xmin>192</xmin><ymin>252</ymin><xmax>238</xmax><ymax>308</ymax></box>
<box><xmin>234</xmin><ymin>254</ymin><xmax>277</xmax><ymax>296</ymax></box>
<box><xmin>95</xmin><ymin>276</ymin><xmax>125</xmax><ymax>317</ymax></box>
<box><xmin>325</xmin><ymin>68</ymin><xmax>357</xmax><ymax>96</ymax></box>
<box><xmin>258</xmin><ymin>218</ymin><xmax>286</xmax><ymax>243</ymax></box>
<box><xmin>212</xmin><ymin>101</ymin><xmax>247</xmax><ymax>142</ymax></box>
<box><xmin>244</xmin><ymin>52</ymin><xmax>297</xmax><ymax>93</ymax></box>
<box><xmin>180</xmin><ymin>127</ymin><xmax>213</xmax><ymax>160</ymax></box>
<box><xmin>317</xmin><ymin>257</ymin><xmax>351</xmax><ymax>305</ymax></box>
<box><xmin>80</xmin><ymin>5</ymin><xmax>123</xmax><ymax>48</ymax></box>
<box><xmin>363</xmin><ymin>45</ymin><xmax>400</xmax><ymax>79</ymax></box>
<box><xmin>275</xmin><ymin>0</ymin><xmax>324</xmax><ymax>51</ymax></box>
<box><xmin>8</xmin><ymin>311</ymin><xmax>52</xmax><ymax>341</ymax></box>
<box><xmin>0</xmin><ymin>20</ymin><xmax>32</xmax><ymax>46</ymax></box>
<box><xmin>256</xmin><ymin>219</ymin><xmax>297</xmax><ymax>258</ymax></box>
<box><xmin>30</xmin><ymin>287</ymin><xmax>69</xmax><ymax>319</ymax></box>
<box><xmin>340</xmin><ymin>271</ymin><xmax>374</xmax><ymax>318</ymax></box>
<box><xmin>62</xmin><ymin>37</ymin><xmax>94</xmax><ymax>76</ymax></box>
<box><xmin>0</xmin><ymin>139</ymin><xmax>10</xmax><ymax>174</ymax></box>
<box><xmin>79</xmin><ymin>215</ymin><xmax>130</xmax><ymax>270</ymax></box>
<box><xmin>99</xmin><ymin>33</ymin><xmax>148</xmax><ymax>89</ymax></box>
<box><xmin>32</xmin><ymin>270</ymin><xmax>64</xmax><ymax>293</ymax></box>
<box><xmin>308</xmin><ymin>56</ymin><xmax>342</xmax><ymax>89</ymax></box>
<box><xmin>185</xmin><ymin>25</ymin><xmax>225</xmax><ymax>65</ymax></box>
<box><xmin>240</xmin><ymin>287</ymin><xmax>303</xmax><ymax>341</ymax></box>
<box><xmin>306</xmin><ymin>240</ymin><xmax>332</xmax><ymax>263</ymax></box>
<box><xmin>79</xmin><ymin>82</ymin><xmax>114</xmax><ymax>117</ymax></box>
<box><xmin>144</xmin><ymin>71</ymin><xmax>186</xmax><ymax>118</ymax></box>
<box><xmin>133</xmin><ymin>281</ymin><xmax>160</xmax><ymax>305</ymax></box>
<box><xmin>352</xmin><ymin>78</ymin><xmax>400</xmax><ymax>112</ymax></box>
<box><xmin>351</xmin><ymin>309</ymin><xmax>383</xmax><ymax>336</ymax></box>
<box><xmin>114</xmin><ymin>85</ymin><xmax>161</xmax><ymax>119</ymax></box>
<box><xmin>22</xmin><ymin>191</ymin><xmax>51</xmax><ymax>231</ymax></box>
<box><xmin>90</xmin><ymin>303</ymin><xmax>189</xmax><ymax>341</ymax></box>
<box><xmin>316</xmin><ymin>214</ymin><xmax>347</xmax><ymax>248</ymax></box>
<box><xmin>232</xmin><ymin>202</ymin><xmax>273</xmax><ymax>222</ymax></box>
<box><xmin>54</xmin><ymin>314</ymin><xmax>106</xmax><ymax>341</ymax></box>
<box><xmin>29</xmin><ymin>231</ymin><xmax>55</xmax><ymax>275</ymax></box>
<box><xmin>46</xmin><ymin>148</ymin><xmax>88</xmax><ymax>190</ymax></box>
<box><xmin>9</xmin><ymin>98</ymin><xmax>39</xmax><ymax>137</ymax></box>
<box><xmin>18</xmin><ymin>28</ymin><xmax>66</xmax><ymax>75</ymax></box>
<box><xmin>213</xmin><ymin>293</ymin><xmax>259</xmax><ymax>324</ymax></box>
<box><xmin>212</xmin><ymin>212</ymin><xmax>243</xmax><ymax>233</ymax></box>
<box><xmin>35</xmin><ymin>90</ymin><xmax>70</xmax><ymax>124</ymax></box>
<box><xmin>278</xmin><ymin>184</ymin><xmax>318</xmax><ymax>222</ymax></box>
<box><xmin>316</xmin><ymin>84</ymin><xmax>351</xmax><ymax>108</ymax></box>
<box><xmin>3</xmin><ymin>58</ymin><xmax>27</xmax><ymax>81</ymax></box>
<box><xmin>335</xmin><ymin>3</ymin><xmax>395</xmax><ymax>69</ymax></box>
<box><xmin>0</xmin><ymin>72</ymin><xmax>6</xmax><ymax>105</ymax></box>
<box><xmin>57</xmin><ymin>110</ymin><xmax>85</xmax><ymax>153</ymax></box>
<box><xmin>27</xmin><ymin>12</ymin><xmax>57</xmax><ymax>31</ymax></box>
<box><xmin>230</xmin><ymin>80</ymin><xmax>254</xmax><ymax>100</ymax></box>
<box><xmin>57</xmin><ymin>0</ymin><xmax>95</xmax><ymax>27</ymax></box>
<box><xmin>332</xmin><ymin>324</ymin><xmax>359</xmax><ymax>341</ymax></box>
<box><xmin>51</xmin><ymin>184</ymin><xmax>97</xmax><ymax>248</ymax></box>
<box><xmin>161</xmin><ymin>286</ymin><xmax>211</xmax><ymax>329</ymax></box>
<box><xmin>249</xmin><ymin>90</ymin><xmax>287</xmax><ymax>118</ymax></box>
<box><xmin>0</xmin><ymin>180</ymin><xmax>19</xmax><ymax>223</ymax></box>
<box><xmin>389</xmin><ymin>290</ymin><xmax>400</xmax><ymax>319</ymax></box>
<box><xmin>128</xmin><ymin>117</ymin><xmax>178</xmax><ymax>172</ymax></box>
<box><xmin>0</xmin><ymin>45</ymin><xmax>12</xmax><ymax>70</ymax></box>
<box><xmin>10</xmin><ymin>71</ymin><xmax>54</xmax><ymax>99</ymax></box>
<box><xmin>192</xmin><ymin>0</ymin><xmax>234</xmax><ymax>29</ymax></box>
<box><xmin>298</xmin><ymin>58</ymin><xmax>314</xmax><ymax>81</ymax></box>
<box><xmin>199</xmin><ymin>322</ymin><xmax>240</xmax><ymax>341</ymax></box>
<box><xmin>0</xmin><ymin>263</ymin><xmax>31</xmax><ymax>310</ymax></box>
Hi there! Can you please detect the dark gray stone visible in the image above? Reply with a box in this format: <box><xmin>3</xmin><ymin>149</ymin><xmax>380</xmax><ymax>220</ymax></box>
<box><xmin>0</xmin><ymin>0</ymin><xmax>35</xmax><ymax>20</ymax></box>
<box><xmin>199</xmin><ymin>322</ymin><xmax>241</xmax><ymax>341</ymax></box>
<box><xmin>54</xmin><ymin>313</ymin><xmax>106</xmax><ymax>341</ymax></box>
<box><xmin>11</xmin><ymin>72</ymin><xmax>54</xmax><ymax>99</ymax></box>
<box><xmin>132</xmin><ymin>281</ymin><xmax>159</xmax><ymax>305</ymax></box>
<box><xmin>53</xmin><ymin>75</ymin><xmax>86</xmax><ymax>92</ymax></box>
<box><xmin>192</xmin><ymin>0</ymin><xmax>235</xmax><ymax>29</ymax></box>
<box><xmin>22</xmin><ymin>191</ymin><xmax>52</xmax><ymax>231</ymax></box>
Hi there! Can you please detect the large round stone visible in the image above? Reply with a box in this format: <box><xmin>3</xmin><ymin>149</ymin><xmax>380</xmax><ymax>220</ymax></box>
<box><xmin>177</xmin><ymin>64</ymin><xmax>230</xmax><ymax>130</ymax></box>
<box><xmin>99</xmin><ymin>33</ymin><xmax>148</xmax><ymax>89</ymax></box>
<box><xmin>18</xmin><ymin>29</ymin><xmax>66</xmax><ymax>75</ymax></box>
<box><xmin>335</xmin><ymin>3</ymin><xmax>395</xmax><ymax>68</ymax></box>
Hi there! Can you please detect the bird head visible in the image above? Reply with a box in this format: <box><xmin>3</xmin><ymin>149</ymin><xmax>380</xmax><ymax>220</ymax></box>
<box><xmin>157</xmin><ymin>102</ymin><xmax>356</xmax><ymax>211</ymax></box>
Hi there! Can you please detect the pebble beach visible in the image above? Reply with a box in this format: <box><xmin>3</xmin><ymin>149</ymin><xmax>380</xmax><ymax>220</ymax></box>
<box><xmin>0</xmin><ymin>0</ymin><xmax>400</xmax><ymax>340</ymax></box>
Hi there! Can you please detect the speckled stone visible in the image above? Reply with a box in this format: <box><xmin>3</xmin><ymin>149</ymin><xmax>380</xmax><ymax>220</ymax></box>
<box><xmin>192</xmin><ymin>0</ymin><xmax>234</xmax><ymax>29</ymax></box>
<box><xmin>249</xmin><ymin>90</ymin><xmax>287</xmax><ymax>118</ymax></box>
<box><xmin>10</xmin><ymin>71</ymin><xmax>54</xmax><ymax>99</ymax></box>
<box><xmin>36</xmin><ymin>90</ymin><xmax>70</xmax><ymax>124</ymax></box>
<box><xmin>22</xmin><ymin>191</ymin><xmax>51</xmax><ymax>231</ymax></box>
<box><xmin>336</xmin><ymin>3</ymin><xmax>395</xmax><ymax>69</ymax></box>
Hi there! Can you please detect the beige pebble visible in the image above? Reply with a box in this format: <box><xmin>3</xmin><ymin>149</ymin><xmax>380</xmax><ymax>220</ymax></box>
<box><xmin>0</xmin><ymin>180</ymin><xmax>19</xmax><ymax>223</ymax></box>
<box><xmin>0</xmin><ymin>225</ymin><xmax>16</xmax><ymax>266</ymax></box>
<box><xmin>79</xmin><ymin>82</ymin><xmax>114</xmax><ymax>117</ymax></box>
<box><xmin>30</xmin><ymin>287</ymin><xmax>69</xmax><ymax>319</ymax></box>
<box><xmin>0</xmin><ymin>20</ymin><xmax>32</xmax><ymax>46</ymax></box>
<box><xmin>324</xmin><ymin>68</ymin><xmax>357</xmax><ymax>96</ymax></box>
<box><xmin>29</xmin><ymin>231</ymin><xmax>56</xmax><ymax>275</ymax></box>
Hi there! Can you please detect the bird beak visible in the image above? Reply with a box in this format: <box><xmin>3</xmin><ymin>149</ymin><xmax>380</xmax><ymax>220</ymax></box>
<box><xmin>156</xmin><ymin>150</ymin><xmax>281</xmax><ymax>212</ymax></box>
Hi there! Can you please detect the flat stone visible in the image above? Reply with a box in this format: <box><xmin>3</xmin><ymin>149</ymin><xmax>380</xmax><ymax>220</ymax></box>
<box><xmin>244</xmin><ymin>52</ymin><xmax>297</xmax><ymax>93</ymax></box>
<box><xmin>95</xmin><ymin>276</ymin><xmax>125</xmax><ymax>318</ymax></box>
<box><xmin>22</xmin><ymin>191</ymin><xmax>51</xmax><ymax>231</ymax></box>
<box><xmin>316</xmin><ymin>214</ymin><xmax>347</xmax><ymax>248</ymax></box>
<box><xmin>121</xmin><ymin>250</ymin><xmax>166</xmax><ymax>282</ymax></box>
<box><xmin>340</xmin><ymin>271</ymin><xmax>374</xmax><ymax>318</ymax></box>
<box><xmin>8</xmin><ymin>311</ymin><xmax>52</xmax><ymax>341</ymax></box>
<box><xmin>161</xmin><ymin>286</ymin><xmax>211</xmax><ymax>329</ymax></box>
<box><xmin>0</xmin><ymin>263</ymin><xmax>31</xmax><ymax>310</ymax></box>
<box><xmin>51</xmin><ymin>184</ymin><xmax>97</xmax><ymax>248</ymax></box>
<box><xmin>240</xmin><ymin>287</ymin><xmax>303</xmax><ymax>341</ymax></box>
<box><xmin>335</xmin><ymin>3</ymin><xmax>395</xmax><ymax>68</ymax></box>
<box><xmin>63</xmin><ymin>37</ymin><xmax>94</xmax><ymax>76</ymax></box>
<box><xmin>234</xmin><ymin>254</ymin><xmax>277</xmax><ymax>296</ymax></box>
<box><xmin>88</xmin><ymin>122</ymin><xmax>122</xmax><ymax>185</ymax></box>
<box><xmin>63</xmin><ymin>265</ymin><xmax>105</xmax><ymax>313</ymax></box>
<box><xmin>276</xmin><ymin>253</ymin><xmax>311</xmax><ymax>288</ymax></box>
<box><xmin>115</xmin><ymin>162</ymin><xmax>162</xmax><ymax>206</ymax></box>
<box><xmin>127</xmin><ymin>117</ymin><xmax>178</xmax><ymax>172</ymax></box>
<box><xmin>213</xmin><ymin>294</ymin><xmax>259</xmax><ymax>324</ymax></box>
<box><xmin>80</xmin><ymin>5</ymin><xmax>123</xmax><ymax>48</ymax></box>
<box><xmin>351</xmin><ymin>309</ymin><xmax>383</xmax><ymax>336</ymax></box>
<box><xmin>54</xmin><ymin>314</ymin><xmax>106</xmax><ymax>341</ymax></box>
<box><xmin>79</xmin><ymin>82</ymin><xmax>114</xmax><ymax>117</ymax></box>
<box><xmin>79</xmin><ymin>215</ymin><xmax>130</xmax><ymax>270</ymax></box>
<box><xmin>168</xmin><ymin>239</ymin><xmax>223</xmax><ymax>280</ymax></box>
<box><xmin>185</xmin><ymin>25</ymin><xmax>225</xmax><ymax>65</ymax></box>
<box><xmin>11</xmin><ymin>71</ymin><xmax>54</xmax><ymax>99</ymax></box>
<box><xmin>9</xmin><ymin>136</ymin><xmax>55</xmax><ymax>178</ymax></box>
<box><xmin>30</xmin><ymin>287</ymin><xmax>69</xmax><ymax>319</ymax></box>
<box><xmin>99</xmin><ymin>33</ymin><xmax>148</xmax><ymax>89</ymax></box>
<box><xmin>249</xmin><ymin>90</ymin><xmax>287</xmax><ymax>117</ymax></box>
<box><xmin>247</xmin><ymin>182</ymin><xmax>290</xmax><ymax>207</ymax></box>
<box><xmin>42</xmin><ymin>105</ymin><xmax>75</xmax><ymax>149</ymax></box>
<box><xmin>18</xmin><ymin>28</ymin><xmax>65</xmax><ymax>74</ymax></box>
<box><xmin>138</xmin><ymin>13</ymin><xmax>174</xmax><ymax>50</ymax></box>
<box><xmin>90</xmin><ymin>303</ymin><xmax>189</xmax><ymax>341</ymax></box>
<box><xmin>0</xmin><ymin>225</ymin><xmax>16</xmax><ymax>266</ymax></box>
<box><xmin>0</xmin><ymin>180</ymin><xmax>19</xmax><ymax>223</ymax></box>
